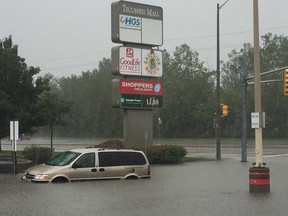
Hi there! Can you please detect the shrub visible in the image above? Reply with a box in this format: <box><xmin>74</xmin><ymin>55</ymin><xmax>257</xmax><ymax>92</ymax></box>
<box><xmin>146</xmin><ymin>145</ymin><xmax>187</xmax><ymax>164</ymax></box>
<box><xmin>94</xmin><ymin>139</ymin><xmax>124</xmax><ymax>149</ymax></box>
<box><xmin>23</xmin><ymin>145</ymin><xmax>54</xmax><ymax>164</ymax></box>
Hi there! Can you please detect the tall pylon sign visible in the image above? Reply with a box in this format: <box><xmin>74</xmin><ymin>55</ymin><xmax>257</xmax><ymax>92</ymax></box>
<box><xmin>111</xmin><ymin>1</ymin><xmax>163</xmax><ymax>149</ymax></box>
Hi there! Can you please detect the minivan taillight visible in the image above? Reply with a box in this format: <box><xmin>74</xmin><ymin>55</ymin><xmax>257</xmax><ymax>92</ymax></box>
<box><xmin>147</xmin><ymin>164</ymin><xmax>151</xmax><ymax>176</ymax></box>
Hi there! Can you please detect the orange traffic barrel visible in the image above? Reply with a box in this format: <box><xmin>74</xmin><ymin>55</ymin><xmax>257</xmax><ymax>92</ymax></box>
<box><xmin>249</xmin><ymin>166</ymin><xmax>270</xmax><ymax>193</ymax></box>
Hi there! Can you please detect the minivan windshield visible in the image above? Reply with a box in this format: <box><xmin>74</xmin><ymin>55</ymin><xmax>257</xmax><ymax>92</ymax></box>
<box><xmin>45</xmin><ymin>151</ymin><xmax>81</xmax><ymax>166</ymax></box>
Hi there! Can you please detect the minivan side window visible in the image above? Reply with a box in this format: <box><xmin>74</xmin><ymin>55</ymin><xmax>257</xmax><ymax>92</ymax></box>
<box><xmin>99</xmin><ymin>152</ymin><xmax>146</xmax><ymax>167</ymax></box>
<box><xmin>74</xmin><ymin>153</ymin><xmax>95</xmax><ymax>168</ymax></box>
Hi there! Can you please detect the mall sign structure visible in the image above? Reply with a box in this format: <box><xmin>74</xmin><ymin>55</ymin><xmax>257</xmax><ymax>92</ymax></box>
<box><xmin>111</xmin><ymin>1</ymin><xmax>163</xmax><ymax>148</ymax></box>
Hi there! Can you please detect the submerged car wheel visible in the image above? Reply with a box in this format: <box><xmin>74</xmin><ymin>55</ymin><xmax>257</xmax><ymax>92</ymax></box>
<box><xmin>52</xmin><ymin>177</ymin><xmax>69</xmax><ymax>183</ymax></box>
<box><xmin>125</xmin><ymin>175</ymin><xmax>139</xmax><ymax>180</ymax></box>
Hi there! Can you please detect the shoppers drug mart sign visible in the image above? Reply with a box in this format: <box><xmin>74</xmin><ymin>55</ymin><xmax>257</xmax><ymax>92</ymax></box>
<box><xmin>119</xmin><ymin>79</ymin><xmax>163</xmax><ymax>95</ymax></box>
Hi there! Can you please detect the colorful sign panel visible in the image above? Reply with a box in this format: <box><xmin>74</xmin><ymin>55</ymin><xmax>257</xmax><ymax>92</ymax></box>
<box><xmin>120</xmin><ymin>94</ymin><xmax>142</xmax><ymax>108</ymax></box>
<box><xmin>118</xmin><ymin>47</ymin><xmax>141</xmax><ymax>76</ymax></box>
<box><xmin>120</xmin><ymin>94</ymin><xmax>163</xmax><ymax>109</ymax></box>
<box><xmin>111</xmin><ymin>1</ymin><xmax>163</xmax><ymax>46</ymax></box>
<box><xmin>112</xmin><ymin>46</ymin><xmax>162</xmax><ymax>77</ymax></box>
<box><xmin>119</xmin><ymin>79</ymin><xmax>163</xmax><ymax>95</ymax></box>
<box><xmin>111</xmin><ymin>79</ymin><xmax>163</xmax><ymax>109</ymax></box>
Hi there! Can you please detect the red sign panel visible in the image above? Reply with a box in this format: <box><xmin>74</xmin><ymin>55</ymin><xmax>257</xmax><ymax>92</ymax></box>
<box><xmin>119</xmin><ymin>79</ymin><xmax>163</xmax><ymax>95</ymax></box>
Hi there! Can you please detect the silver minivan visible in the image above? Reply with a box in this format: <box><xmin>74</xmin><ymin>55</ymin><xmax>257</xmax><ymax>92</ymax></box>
<box><xmin>22</xmin><ymin>148</ymin><xmax>151</xmax><ymax>183</ymax></box>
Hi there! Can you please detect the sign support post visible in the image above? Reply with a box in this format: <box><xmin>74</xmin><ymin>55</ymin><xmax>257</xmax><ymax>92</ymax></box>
<box><xmin>111</xmin><ymin>1</ymin><xmax>163</xmax><ymax>149</ymax></box>
<box><xmin>10</xmin><ymin>121</ymin><xmax>19</xmax><ymax>174</ymax></box>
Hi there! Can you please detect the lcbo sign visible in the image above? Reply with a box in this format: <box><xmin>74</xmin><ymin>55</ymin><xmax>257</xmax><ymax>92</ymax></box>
<box><xmin>119</xmin><ymin>94</ymin><xmax>163</xmax><ymax>109</ymax></box>
<box><xmin>112</xmin><ymin>46</ymin><xmax>162</xmax><ymax>77</ymax></box>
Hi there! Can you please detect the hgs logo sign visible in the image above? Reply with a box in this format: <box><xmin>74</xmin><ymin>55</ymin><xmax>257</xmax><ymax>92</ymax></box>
<box><xmin>120</xmin><ymin>15</ymin><xmax>141</xmax><ymax>29</ymax></box>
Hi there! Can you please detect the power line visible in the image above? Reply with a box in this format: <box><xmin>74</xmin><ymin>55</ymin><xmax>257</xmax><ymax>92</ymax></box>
<box><xmin>165</xmin><ymin>25</ymin><xmax>288</xmax><ymax>41</ymax></box>
<box><xmin>31</xmin><ymin>25</ymin><xmax>288</xmax><ymax>65</ymax></box>
<box><xmin>35</xmin><ymin>25</ymin><xmax>288</xmax><ymax>72</ymax></box>
<box><xmin>42</xmin><ymin>62</ymin><xmax>98</xmax><ymax>71</ymax></box>
<box><xmin>31</xmin><ymin>50</ymin><xmax>110</xmax><ymax>63</ymax></box>
<box><xmin>30</xmin><ymin>25</ymin><xmax>288</xmax><ymax>64</ymax></box>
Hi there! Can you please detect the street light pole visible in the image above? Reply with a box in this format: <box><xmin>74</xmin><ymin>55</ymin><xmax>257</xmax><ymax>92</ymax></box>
<box><xmin>216</xmin><ymin>0</ymin><xmax>229</xmax><ymax>160</ymax></box>
<box><xmin>216</xmin><ymin>3</ymin><xmax>221</xmax><ymax>160</ymax></box>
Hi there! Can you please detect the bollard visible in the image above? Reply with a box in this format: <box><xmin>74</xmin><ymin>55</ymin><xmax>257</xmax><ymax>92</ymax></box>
<box><xmin>249</xmin><ymin>166</ymin><xmax>270</xmax><ymax>193</ymax></box>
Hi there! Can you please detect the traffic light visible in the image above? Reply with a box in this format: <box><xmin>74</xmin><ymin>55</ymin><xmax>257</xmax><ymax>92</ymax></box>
<box><xmin>221</xmin><ymin>104</ymin><xmax>229</xmax><ymax>117</ymax></box>
<box><xmin>284</xmin><ymin>69</ymin><xmax>288</xmax><ymax>96</ymax></box>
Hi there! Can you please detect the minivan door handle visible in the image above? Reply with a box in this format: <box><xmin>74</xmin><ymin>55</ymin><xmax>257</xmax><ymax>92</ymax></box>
<box><xmin>99</xmin><ymin>168</ymin><xmax>105</xmax><ymax>172</ymax></box>
<box><xmin>91</xmin><ymin>168</ymin><xmax>97</xmax><ymax>172</ymax></box>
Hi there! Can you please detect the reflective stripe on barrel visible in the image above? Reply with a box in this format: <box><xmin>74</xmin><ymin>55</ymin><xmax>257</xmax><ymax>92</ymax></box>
<box><xmin>249</xmin><ymin>179</ymin><xmax>270</xmax><ymax>185</ymax></box>
<box><xmin>249</xmin><ymin>171</ymin><xmax>270</xmax><ymax>185</ymax></box>
<box><xmin>249</xmin><ymin>166</ymin><xmax>270</xmax><ymax>193</ymax></box>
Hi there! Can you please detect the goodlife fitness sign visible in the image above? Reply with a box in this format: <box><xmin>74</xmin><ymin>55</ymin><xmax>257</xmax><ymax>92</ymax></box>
<box><xmin>111</xmin><ymin>46</ymin><xmax>162</xmax><ymax>77</ymax></box>
<box><xmin>119</xmin><ymin>79</ymin><xmax>163</xmax><ymax>95</ymax></box>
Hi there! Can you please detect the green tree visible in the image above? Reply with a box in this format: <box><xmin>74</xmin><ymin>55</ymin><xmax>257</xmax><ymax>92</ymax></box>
<box><xmin>36</xmin><ymin>91</ymin><xmax>72</xmax><ymax>148</ymax></box>
<box><xmin>260</xmin><ymin>34</ymin><xmax>288</xmax><ymax>137</ymax></box>
<box><xmin>55</xmin><ymin>58</ymin><xmax>123</xmax><ymax>138</ymax></box>
<box><xmin>221</xmin><ymin>33</ymin><xmax>288</xmax><ymax>138</ymax></box>
<box><xmin>221</xmin><ymin>43</ymin><xmax>255</xmax><ymax>137</ymax></box>
<box><xmin>160</xmin><ymin>44</ymin><xmax>215</xmax><ymax>137</ymax></box>
<box><xmin>0</xmin><ymin>36</ymin><xmax>50</xmax><ymax>140</ymax></box>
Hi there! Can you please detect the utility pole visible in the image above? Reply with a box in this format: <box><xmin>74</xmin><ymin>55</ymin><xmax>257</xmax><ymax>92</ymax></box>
<box><xmin>249</xmin><ymin>0</ymin><xmax>270</xmax><ymax>193</ymax></box>
<box><xmin>253</xmin><ymin>0</ymin><xmax>263</xmax><ymax>167</ymax></box>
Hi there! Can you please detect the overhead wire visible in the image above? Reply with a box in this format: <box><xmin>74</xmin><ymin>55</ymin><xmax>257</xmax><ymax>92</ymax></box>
<box><xmin>31</xmin><ymin>25</ymin><xmax>288</xmax><ymax>71</ymax></box>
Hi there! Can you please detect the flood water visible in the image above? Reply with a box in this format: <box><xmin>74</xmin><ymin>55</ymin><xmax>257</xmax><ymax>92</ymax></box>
<box><xmin>1</xmin><ymin>155</ymin><xmax>288</xmax><ymax>216</ymax></box>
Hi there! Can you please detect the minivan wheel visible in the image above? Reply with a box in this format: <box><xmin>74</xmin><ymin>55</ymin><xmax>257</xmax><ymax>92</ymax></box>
<box><xmin>125</xmin><ymin>175</ymin><xmax>138</xmax><ymax>180</ymax></box>
<box><xmin>52</xmin><ymin>177</ymin><xmax>69</xmax><ymax>183</ymax></box>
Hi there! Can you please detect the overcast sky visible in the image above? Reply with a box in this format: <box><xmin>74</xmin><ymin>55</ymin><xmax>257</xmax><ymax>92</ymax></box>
<box><xmin>1</xmin><ymin>0</ymin><xmax>287</xmax><ymax>78</ymax></box>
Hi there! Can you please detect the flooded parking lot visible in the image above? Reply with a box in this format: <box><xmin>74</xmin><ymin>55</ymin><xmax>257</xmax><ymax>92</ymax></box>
<box><xmin>1</xmin><ymin>155</ymin><xmax>288</xmax><ymax>216</ymax></box>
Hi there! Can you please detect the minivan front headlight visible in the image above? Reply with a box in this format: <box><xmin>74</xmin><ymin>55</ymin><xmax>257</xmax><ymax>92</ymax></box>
<box><xmin>34</xmin><ymin>174</ymin><xmax>50</xmax><ymax>180</ymax></box>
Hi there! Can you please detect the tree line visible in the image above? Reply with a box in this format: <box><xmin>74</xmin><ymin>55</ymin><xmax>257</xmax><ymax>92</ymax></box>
<box><xmin>0</xmin><ymin>36</ymin><xmax>72</xmax><ymax>144</ymax></box>
<box><xmin>1</xmin><ymin>33</ymin><xmax>288</xmax><ymax>140</ymax></box>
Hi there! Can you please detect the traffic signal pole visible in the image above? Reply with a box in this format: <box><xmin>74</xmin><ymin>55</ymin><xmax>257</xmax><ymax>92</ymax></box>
<box><xmin>242</xmin><ymin>67</ymin><xmax>287</xmax><ymax>163</ymax></box>
<box><xmin>241</xmin><ymin>78</ymin><xmax>247</xmax><ymax>162</ymax></box>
